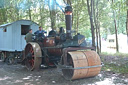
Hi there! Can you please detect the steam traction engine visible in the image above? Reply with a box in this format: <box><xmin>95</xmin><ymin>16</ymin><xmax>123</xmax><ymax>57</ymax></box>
<box><xmin>24</xmin><ymin>6</ymin><xmax>102</xmax><ymax>80</ymax></box>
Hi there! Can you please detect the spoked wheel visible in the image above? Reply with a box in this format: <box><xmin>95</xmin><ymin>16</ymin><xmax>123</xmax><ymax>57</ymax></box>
<box><xmin>1</xmin><ymin>52</ymin><xmax>6</xmax><ymax>62</ymax></box>
<box><xmin>6</xmin><ymin>57</ymin><xmax>15</xmax><ymax>65</ymax></box>
<box><xmin>25</xmin><ymin>44</ymin><xmax>34</xmax><ymax>70</ymax></box>
<box><xmin>25</xmin><ymin>42</ymin><xmax>42</xmax><ymax>71</ymax></box>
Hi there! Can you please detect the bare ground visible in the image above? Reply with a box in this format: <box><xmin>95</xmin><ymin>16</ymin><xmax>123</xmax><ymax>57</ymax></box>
<box><xmin>0</xmin><ymin>60</ymin><xmax>128</xmax><ymax>85</ymax></box>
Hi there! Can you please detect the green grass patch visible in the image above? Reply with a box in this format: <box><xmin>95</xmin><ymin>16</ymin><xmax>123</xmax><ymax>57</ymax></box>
<box><xmin>102</xmin><ymin>63</ymin><xmax>128</xmax><ymax>73</ymax></box>
<box><xmin>100</xmin><ymin>52</ymin><xmax>128</xmax><ymax>57</ymax></box>
<box><xmin>100</xmin><ymin>52</ymin><xmax>128</xmax><ymax>73</ymax></box>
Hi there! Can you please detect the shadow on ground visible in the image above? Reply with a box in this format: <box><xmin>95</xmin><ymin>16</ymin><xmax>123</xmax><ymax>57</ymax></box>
<box><xmin>0</xmin><ymin>60</ymin><xmax>128</xmax><ymax>85</ymax></box>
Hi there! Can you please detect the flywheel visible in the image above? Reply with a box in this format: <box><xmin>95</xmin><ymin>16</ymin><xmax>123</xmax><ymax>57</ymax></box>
<box><xmin>25</xmin><ymin>42</ymin><xmax>42</xmax><ymax>71</ymax></box>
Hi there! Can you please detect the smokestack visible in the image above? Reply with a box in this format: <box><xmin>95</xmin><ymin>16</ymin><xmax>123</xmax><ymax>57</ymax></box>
<box><xmin>65</xmin><ymin>6</ymin><xmax>72</xmax><ymax>39</ymax></box>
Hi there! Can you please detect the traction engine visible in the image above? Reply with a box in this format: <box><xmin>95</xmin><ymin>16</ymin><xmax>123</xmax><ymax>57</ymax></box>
<box><xmin>24</xmin><ymin>6</ymin><xmax>102</xmax><ymax>80</ymax></box>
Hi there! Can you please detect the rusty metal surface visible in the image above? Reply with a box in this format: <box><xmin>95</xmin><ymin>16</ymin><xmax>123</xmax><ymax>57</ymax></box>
<box><xmin>61</xmin><ymin>50</ymin><xmax>101</xmax><ymax>80</ymax></box>
<box><xmin>83</xmin><ymin>51</ymin><xmax>101</xmax><ymax>77</ymax></box>
<box><xmin>62</xmin><ymin>47</ymin><xmax>95</xmax><ymax>65</ymax></box>
<box><xmin>43</xmin><ymin>37</ymin><xmax>55</xmax><ymax>47</ymax></box>
<box><xmin>25</xmin><ymin>42</ymin><xmax>42</xmax><ymax>71</ymax></box>
<box><xmin>29</xmin><ymin>42</ymin><xmax>42</xmax><ymax>58</ymax></box>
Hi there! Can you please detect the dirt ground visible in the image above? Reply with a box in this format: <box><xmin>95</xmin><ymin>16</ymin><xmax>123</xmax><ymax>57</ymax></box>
<box><xmin>0</xmin><ymin>60</ymin><xmax>128</xmax><ymax>85</ymax></box>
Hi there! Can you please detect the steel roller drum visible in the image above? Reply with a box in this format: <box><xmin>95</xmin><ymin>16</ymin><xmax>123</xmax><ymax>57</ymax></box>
<box><xmin>62</xmin><ymin>51</ymin><xmax>101</xmax><ymax>80</ymax></box>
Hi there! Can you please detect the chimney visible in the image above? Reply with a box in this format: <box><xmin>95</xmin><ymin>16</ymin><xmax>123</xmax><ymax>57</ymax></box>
<box><xmin>65</xmin><ymin>6</ymin><xmax>72</xmax><ymax>39</ymax></box>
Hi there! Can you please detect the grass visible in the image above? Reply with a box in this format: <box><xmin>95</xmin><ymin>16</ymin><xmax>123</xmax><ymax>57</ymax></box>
<box><xmin>102</xmin><ymin>63</ymin><xmax>128</xmax><ymax>73</ymax></box>
<box><xmin>100</xmin><ymin>52</ymin><xmax>128</xmax><ymax>57</ymax></box>
<box><xmin>100</xmin><ymin>52</ymin><xmax>128</xmax><ymax>73</ymax></box>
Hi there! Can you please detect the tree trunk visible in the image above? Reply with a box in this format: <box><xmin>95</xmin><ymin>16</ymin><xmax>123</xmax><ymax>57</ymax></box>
<box><xmin>96</xmin><ymin>25</ymin><xmax>99</xmax><ymax>53</ymax></box>
<box><xmin>112</xmin><ymin>0</ymin><xmax>119</xmax><ymax>52</ymax></box>
<box><xmin>28</xmin><ymin>8</ymin><xmax>31</xmax><ymax>20</ymax></box>
<box><xmin>126</xmin><ymin>1</ymin><xmax>128</xmax><ymax>44</ymax></box>
<box><xmin>87</xmin><ymin>0</ymin><xmax>95</xmax><ymax>48</ymax></box>
<box><xmin>127</xmin><ymin>10</ymin><xmax>128</xmax><ymax>44</ymax></box>
<box><xmin>64</xmin><ymin>0</ymin><xmax>71</xmax><ymax>5</ymax></box>
<box><xmin>98</xmin><ymin>25</ymin><xmax>101</xmax><ymax>53</ymax></box>
<box><xmin>94</xmin><ymin>0</ymin><xmax>99</xmax><ymax>53</ymax></box>
<box><xmin>48</xmin><ymin>0</ymin><xmax>56</xmax><ymax>30</ymax></box>
<box><xmin>114</xmin><ymin>19</ymin><xmax>119</xmax><ymax>52</ymax></box>
<box><xmin>39</xmin><ymin>6</ymin><xmax>45</xmax><ymax>27</ymax></box>
<box><xmin>40</xmin><ymin>7</ymin><xmax>43</xmax><ymax>26</ymax></box>
<box><xmin>76</xmin><ymin>7</ymin><xmax>79</xmax><ymax>33</ymax></box>
<box><xmin>96</xmin><ymin>0</ymin><xmax>101</xmax><ymax>53</ymax></box>
<box><xmin>50</xmin><ymin>10</ymin><xmax>56</xmax><ymax>30</ymax></box>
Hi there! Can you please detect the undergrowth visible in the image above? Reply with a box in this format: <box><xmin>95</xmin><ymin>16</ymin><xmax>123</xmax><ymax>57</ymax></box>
<box><xmin>100</xmin><ymin>52</ymin><xmax>128</xmax><ymax>73</ymax></box>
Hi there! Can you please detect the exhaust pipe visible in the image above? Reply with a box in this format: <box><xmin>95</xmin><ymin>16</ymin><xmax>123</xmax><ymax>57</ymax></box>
<box><xmin>65</xmin><ymin>6</ymin><xmax>72</xmax><ymax>39</ymax></box>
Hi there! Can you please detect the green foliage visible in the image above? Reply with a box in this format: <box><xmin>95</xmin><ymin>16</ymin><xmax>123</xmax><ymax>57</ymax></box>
<box><xmin>0</xmin><ymin>0</ymin><xmax>127</xmax><ymax>39</ymax></box>
<box><xmin>79</xmin><ymin>28</ymin><xmax>91</xmax><ymax>38</ymax></box>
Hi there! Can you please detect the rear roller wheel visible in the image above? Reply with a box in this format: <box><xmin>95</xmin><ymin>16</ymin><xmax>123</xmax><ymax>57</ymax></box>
<box><xmin>25</xmin><ymin>42</ymin><xmax>42</xmax><ymax>71</ymax></box>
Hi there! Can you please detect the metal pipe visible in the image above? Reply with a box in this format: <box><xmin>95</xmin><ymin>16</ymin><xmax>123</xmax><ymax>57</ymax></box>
<box><xmin>65</xmin><ymin>6</ymin><xmax>72</xmax><ymax>39</ymax></box>
<box><xmin>58</xmin><ymin>65</ymin><xmax>102</xmax><ymax>69</ymax></box>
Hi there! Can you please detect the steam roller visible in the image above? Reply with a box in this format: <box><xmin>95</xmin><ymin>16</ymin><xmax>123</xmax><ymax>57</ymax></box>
<box><xmin>24</xmin><ymin>5</ymin><xmax>102</xmax><ymax>80</ymax></box>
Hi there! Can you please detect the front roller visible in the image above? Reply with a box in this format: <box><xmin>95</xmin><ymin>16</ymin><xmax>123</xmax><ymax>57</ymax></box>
<box><xmin>25</xmin><ymin>42</ymin><xmax>42</xmax><ymax>71</ymax></box>
<box><xmin>61</xmin><ymin>51</ymin><xmax>101</xmax><ymax>80</ymax></box>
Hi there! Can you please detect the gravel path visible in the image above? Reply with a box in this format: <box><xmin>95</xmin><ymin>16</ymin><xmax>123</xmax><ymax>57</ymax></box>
<box><xmin>0</xmin><ymin>60</ymin><xmax>128</xmax><ymax>85</ymax></box>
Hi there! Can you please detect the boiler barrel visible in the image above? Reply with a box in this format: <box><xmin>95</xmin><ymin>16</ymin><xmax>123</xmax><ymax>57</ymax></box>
<box><xmin>43</xmin><ymin>37</ymin><xmax>62</xmax><ymax>56</ymax></box>
<box><xmin>62</xmin><ymin>51</ymin><xmax>101</xmax><ymax>80</ymax></box>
